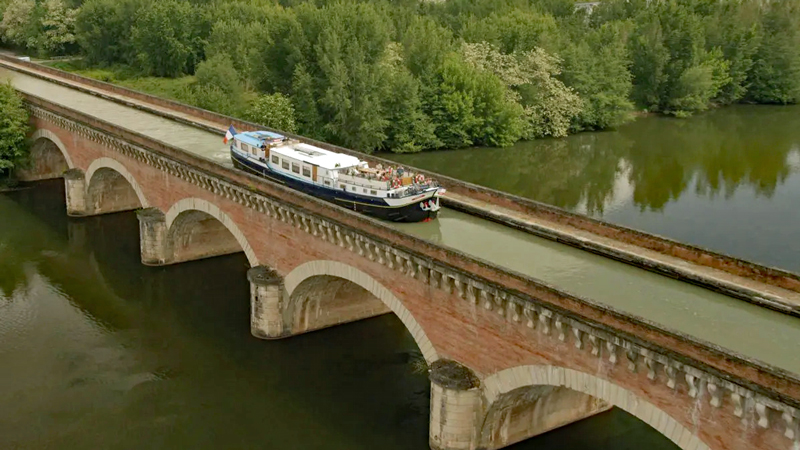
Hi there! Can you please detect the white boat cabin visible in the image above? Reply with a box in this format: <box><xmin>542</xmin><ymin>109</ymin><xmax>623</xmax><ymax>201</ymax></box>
<box><xmin>233</xmin><ymin>131</ymin><xmax>435</xmax><ymax>199</ymax></box>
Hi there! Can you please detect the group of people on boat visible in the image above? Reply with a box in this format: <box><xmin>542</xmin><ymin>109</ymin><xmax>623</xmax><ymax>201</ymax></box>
<box><xmin>347</xmin><ymin>163</ymin><xmax>434</xmax><ymax>188</ymax></box>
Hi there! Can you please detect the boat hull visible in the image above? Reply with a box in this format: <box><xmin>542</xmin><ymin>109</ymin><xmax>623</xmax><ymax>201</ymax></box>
<box><xmin>231</xmin><ymin>151</ymin><xmax>439</xmax><ymax>223</ymax></box>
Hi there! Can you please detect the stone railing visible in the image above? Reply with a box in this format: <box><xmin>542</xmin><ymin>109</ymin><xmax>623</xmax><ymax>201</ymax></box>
<box><xmin>3</xmin><ymin>54</ymin><xmax>798</xmax><ymax>298</ymax></box>
<box><xmin>23</xmin><ymin>93</ymin><xmax>800</xmax><ymax>445</ymax></box>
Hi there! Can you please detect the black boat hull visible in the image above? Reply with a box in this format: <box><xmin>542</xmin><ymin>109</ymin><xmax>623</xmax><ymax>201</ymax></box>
<box><xmin>231</xmin><ymin>153</ymin><xmax>439</xmax><ymax>223</ymax></box>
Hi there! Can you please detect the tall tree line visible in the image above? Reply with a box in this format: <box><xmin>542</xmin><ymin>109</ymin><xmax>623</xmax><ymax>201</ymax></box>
<box><xmin>0</xmin><ymin>0</ymin><xmax>798</xmax><ymax>153</ymax></box>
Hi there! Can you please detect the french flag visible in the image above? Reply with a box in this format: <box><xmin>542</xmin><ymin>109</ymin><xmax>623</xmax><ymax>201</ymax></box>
<box><xmin>223</xmin><ymin>125</ymin><xmax>236</xmax><ymax>144</ymax></box>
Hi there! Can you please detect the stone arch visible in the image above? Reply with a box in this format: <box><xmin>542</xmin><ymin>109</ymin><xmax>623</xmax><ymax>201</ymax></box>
<box><xmin>17</xmin><ymin>129</ymin><xmax>73</xmax><ymax>180</ymax></box>
<box><xmin>84</xmin><ymin>157</ymin><xmax>149</xmax><ymax>214</ymax></box>
<box><xmin>284</xmin><ymin>260</ymin><xmax>438</xmax><ymax>363</ymax></box>
<box><xmin>481</xmin><ymin>365</ymin><xmax>708</xmax><ymax>450</ymax></box>
<box><xmin>165</xmin><ymin>198</ymin><xmax>258</xmax><ymax>267</ymax></box>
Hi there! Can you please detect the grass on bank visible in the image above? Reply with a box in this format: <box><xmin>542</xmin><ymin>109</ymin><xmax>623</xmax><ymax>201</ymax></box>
<box><xmin>44</xmin><ymin>60</ymin><xmax>259</xmax><ymax>117</ymax></box>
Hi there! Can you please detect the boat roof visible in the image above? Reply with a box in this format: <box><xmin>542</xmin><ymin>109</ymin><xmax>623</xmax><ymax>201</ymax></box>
<box><xmin>271</xmin><ymin>142</ymin><xmax>362</xmax><ymax>170</ymax></box>
<box><xmin>234</xmin><ymin>130</ymin><xmax>285</xmax><ymax>147</ymax></box>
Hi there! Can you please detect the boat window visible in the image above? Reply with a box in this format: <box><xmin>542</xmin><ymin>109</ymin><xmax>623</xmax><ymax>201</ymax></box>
<box><xmin>363</xmin><ymin>188</ymin><xmax>367</xmax><ymax>193</ymax></box>
<box><xmin>282</xmin><ymin>160</ymin><xmax>289</xmax><ymax>170</ymax></box>
<box><xmin>340</xmin><ymin>184</ymin><xmax>346</xmax><ymax>189</ymax></box>
<box><xmin>324</xmin><ymin>180</ymin><xmax>331</xmax><ymax>186</ymax></box>
<box><xmin>302</xmin><ymin>167</ymin><xmax>311</xmax><ymax>177</ymax></box>
<box><xmin>351</xmin><ymin>186</ymin><xmax>356</xmax><ymax>191</ymax></box>
<box><xmin>291</xmin><ymin>163</ymin><xmax>300</xmax><ymax>174</ymax></box>
<box><xmin>241</xmin><ymin>143</ymin><xmax>248</xmax><ymax>153</ymax></box>
<box><xmin>370</xmin><ymin>190</ymin><xmax>377</xmax><ymax>195</ymax></box>
<box><xmin>272</xmin><ymin>155</ymin><xmax>279</xmax><ymax>164</ymax></box>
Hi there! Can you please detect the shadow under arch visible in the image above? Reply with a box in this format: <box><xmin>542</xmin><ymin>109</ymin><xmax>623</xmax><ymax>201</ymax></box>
<box><xmin>284</xmin><ymin>260</ymin><xmax>438</xmax><ymax>364</ymax></box>
<box><xmin>17</xmin><ymin>129</ymin><xmax>73</xmax><ymax>180</ymax></box>
<box><xmin>164</xmin><ymin>197</ymin><xmax>258</xmax><ymax>267</ymax></box>
<box><xmin>481</xmin><ymin>365</ymin><xmax>706</xmax><ymax>450</ymax></box>
<box><xmin>85</xmin><ymin>157</ymin><xmax>149</xmax><ymax>215</ymax></box>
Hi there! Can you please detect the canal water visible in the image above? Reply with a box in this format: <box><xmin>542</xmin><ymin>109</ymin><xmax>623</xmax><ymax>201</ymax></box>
<box><xmin>388</xmin><ymin>105</ymin><xmax>800</xmax><ymax>273</ymax></box>
<box><xmin>0</xmin><ymin>181</ymin><xmax>677</xmax><ymax>449</ymax></box>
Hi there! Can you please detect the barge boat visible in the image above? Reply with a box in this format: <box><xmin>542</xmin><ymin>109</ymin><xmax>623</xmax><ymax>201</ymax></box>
<box><xmin>226</xmin><ymin>127</ymin><xmax>444</xmax><ymax>222</ymax></box>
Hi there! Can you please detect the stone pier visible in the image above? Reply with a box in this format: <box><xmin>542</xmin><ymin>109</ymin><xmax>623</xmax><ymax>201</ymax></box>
<box><xmin>429</xmin><ymin>360</ymin><xmax>483</xmax><ymax>450</ymax></box>
<box><xmin>64</xmin><ymin>168</ymin><xmax>88</xmax><ymax>217</ymax></box>
<box><xmin>136</xmin><ymin>207</ymin><xmax>169</xmax><ymax>266</ymax></box>
<box><xmin>248</xmin><ymin>266</ymin><xmax>286</xmax><ymax>339</ymax></box>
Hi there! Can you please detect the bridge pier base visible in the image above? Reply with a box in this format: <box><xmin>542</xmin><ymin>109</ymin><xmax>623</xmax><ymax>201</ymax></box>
<box><xmin>136</xmin><ymin>207</ymin><xmax>169</xmax><ymax>265</ymax></box>
<box><xmin>248</xmin><ymin>266</ymin><xmax>286</xmax><ymax>339</ymax></box>
<box><xmin>64</xmin><ymin>168</ymin><xmax>89</xmax><ymax>216</ymax></box>
<box><xmin>429</xmin><ymin>360</ymin><xmax>483</xmax><ymax>450</ymax></box>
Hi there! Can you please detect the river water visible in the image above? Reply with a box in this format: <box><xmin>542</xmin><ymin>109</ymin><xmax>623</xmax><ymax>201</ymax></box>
<box><xmin>0</xmin><ymin>181</ymin><xmax>677</xmax><ymax>449</ymax></box>
<box><xmin>388</xmin><ymin>105</ymin><xmax>800</xmax><ymax>273</ymax></box>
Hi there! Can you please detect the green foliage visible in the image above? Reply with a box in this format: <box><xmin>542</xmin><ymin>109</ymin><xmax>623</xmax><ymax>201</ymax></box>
<box><xmin>0</xmin><ymin>81</ymin><xmax>30</xmax><ymax>174</ymax></box>
<box><xmin>75</xmin><ymin>0</ymin><xmax>140</xmax><ymax>65</ymax></box>
<box><xmin>21</xmin><ymin>0</ymin><xmax>799</xmax><ymax>153</ymax></box>
<box><xmin>746</xmin><ymin>0</ymin><xmax>800</xmax><ymax>104</ymax></box>
<box><xmin>245</xmin><ymin>93</ymin><xmax>297</xmax><ymax>134</ymax></box>
<box><xmin>130</xmin><ymin>0</ymin><xmax>207</xmax><ymax>77</ymax></box>
<box><xmin>560</xmin><ymin>21</ymin><xmax>635</xmax><ymax>130</ymax></box>
<box><xmin>432</xmin><ymin>53</ymin><xmax>525</xmax><ymax>148</ymax></box>
<box><xmin>38</xmin><ymin>0</ymin><xmax>77</xmax><ymax>55</ymax></box>
<box><xmin>0</xmin><ymin>0</ymin><xmax>42</xmax><ymax>50</ymax></box>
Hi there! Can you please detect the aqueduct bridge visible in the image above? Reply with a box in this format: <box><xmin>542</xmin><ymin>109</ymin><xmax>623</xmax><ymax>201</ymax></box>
<box><xmin>3</xmin><ymin>57</ymin><xmax>800</xmax><ymax>450</ymax></box>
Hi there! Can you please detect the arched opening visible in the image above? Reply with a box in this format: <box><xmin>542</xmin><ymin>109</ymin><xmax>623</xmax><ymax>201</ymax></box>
<box><xmin>164</xmin><ymin>198</ymin><xmax>257</xmax><ymax>266</ymax></box>
<box><xmin>166</xmin><ymin>210</ymin><xmax>247</xmax><ymax>264</ymax></box>
<box><xmin>288</xmin><ymin>275</ymin><xmax>391</xmax><ymax>334</ymax></box>
<box><xmin>480</xmin><ymin>385</ymin><xmax>609</xmax><ymax>449</ymax></box>
<box><xmin>85</xmin><ymin>158</ymin><xmax>147</xmax><ymax>215</ymax></box>
<box><xmin>481</xmin><ymin>365</ymin><xmax>702</xmax><ymax>450</ymax></box>
<box><xmin>284</xmin><ymin>260</ymin><xmax>438</xmax><ymax>363</ymax></box>
<box><xmin>16</xmin><ymin>132</ymin><xmax>72</xmax><ymax>181</ymax></box>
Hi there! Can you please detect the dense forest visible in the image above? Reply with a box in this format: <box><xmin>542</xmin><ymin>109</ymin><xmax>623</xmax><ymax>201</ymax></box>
<box><xmin>0</xmin><ymin>0</ymin><xmax>798</xmax><ymax>153</ymax></box>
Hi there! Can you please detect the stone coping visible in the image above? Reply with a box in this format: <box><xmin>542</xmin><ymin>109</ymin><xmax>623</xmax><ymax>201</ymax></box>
<box><xmin>2</xmin><ymin>54</ymin><xmax>798</xmax><ymax>301</ymax></box>
<box><xmin>22</xmin><ymin>93</ymin><xmax>800</xmax><ymax>409</ymax></box>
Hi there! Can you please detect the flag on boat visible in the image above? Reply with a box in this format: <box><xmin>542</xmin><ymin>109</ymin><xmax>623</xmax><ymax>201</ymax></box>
<box><xmin>223</xmin><ymin>125</ymin><xmax>236</xmax><ymax>144</ymax></box>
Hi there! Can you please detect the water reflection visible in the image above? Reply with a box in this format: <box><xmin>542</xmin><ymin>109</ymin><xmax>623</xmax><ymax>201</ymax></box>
<box><xmin>388</xmin><ymin>105</ymin><xmax>800</xmax><ymax>270</ymax></box>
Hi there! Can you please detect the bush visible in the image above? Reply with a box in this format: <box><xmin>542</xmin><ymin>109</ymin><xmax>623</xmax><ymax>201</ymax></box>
<box><xmin>245</xmin><ymin>93</ymin><xmax>297</xmax><ymax>134</ymax></box>
<box><xmin>0</xmin><ymin>81</ymin><xmax>30</xmax><ymax>175</ymax></box>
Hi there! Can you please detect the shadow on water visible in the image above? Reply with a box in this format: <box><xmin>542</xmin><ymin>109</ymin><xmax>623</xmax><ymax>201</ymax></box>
<box><xmin>1</xmin><ymin>181</ymin><xmax>677</xmax><ymax>450</ymax></box>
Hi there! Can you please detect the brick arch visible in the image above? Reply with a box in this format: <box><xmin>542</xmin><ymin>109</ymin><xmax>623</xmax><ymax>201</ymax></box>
<box><xmin>164</xmin><ymin>198</ymin><xmax>258</xmax><ymax>267</ymax></box>
<box><xmin>481</xmin><ymin>365</ymin><xmax>709</xmax><ymax>450</ymax></box>
<box><xmin>284</xmin><ymin>260</ymin><xmax>439</xmax><ymax>363</ymax></box>
<box><xmin>18</xmin><ymin>129</ymin><xmax>74</xmax><ymax>180</ymax></box>
<box><xmin>85</xmin><ymin>157</ymin><xmax>149</xmax><ymax>209</ymax></box>
<box><xmin>31</xmin><ymin>129</ymin><xmax>73</xmax><ymax>168</ymax></box>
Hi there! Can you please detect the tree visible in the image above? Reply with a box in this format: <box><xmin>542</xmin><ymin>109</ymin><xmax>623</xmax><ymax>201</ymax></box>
<box><xmin>291</xmin><ymin>63</ymin><xmax>322</xmax><ymax>137</ymax></box>
<box><xmin>560</xmin><ymin>21</ymin><xmax>635</xmax><ymax>130</ymax></box>
<box><xmin>0</xmin><ymin>81</ymin><xmax>30</xmax><ymax>176</ymax></box>
<box><xmin>432</xmin><ymin>52</ymin><xmax>525</xmax><ymax>148</ymax></box>
<box><xmin>0</xmin><ymin>0</ymin><xmax>40</xmax><ymax>50</ymax></box>
<box><xmin>380</xmin><ymin>42</ymin><xmax>438</xmax><ymax>152</ymax></box>
<box><xmin>747</xmin><ymin>0</ymin><xmax>800</xmax><ymax>104</ymax></box>
<box><xmin>245</xmin><ymin>93</ymin><xmax>297</xmax><ymax>134</ymax></box>
<box><xmin>38</xmin><ymin>0</ymin><xmax>77</xmax><ymax>55</ymax></box>
<box><xmin>130</xmin><ymin>0</ymin><xmax>204</xmax><ymax>77</ymax></box>
<box><xmin>192</xmin><ymin>53</ymin><xmax>246</xmax><ymax>116</ymax></box>
<box><xmin>74</xmin><ymin>0</ymin><xmax>141</xmax><ymax>65</ymax></box>
<box><xmin>460</xmin><ymin>42</ymin><xmax>580</xmax><ymax>139</ymax></box>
